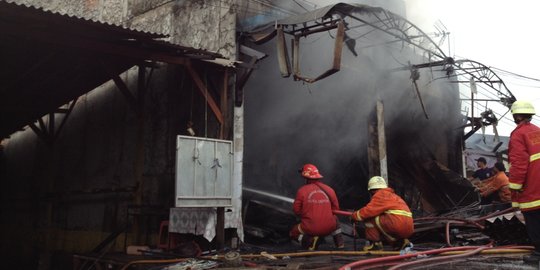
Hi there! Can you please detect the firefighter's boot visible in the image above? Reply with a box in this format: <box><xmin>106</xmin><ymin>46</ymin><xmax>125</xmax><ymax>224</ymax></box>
<box><xmin>363</xmin><ymin>241</ymin><xmax>383</xmax><ymax>251</ymax></box>
<box><xmin>300</xmin><ymin>235</ymin><xmax>320</xmax><ymax>251</ymax></box>
<box><xmin>308</xmin><ymin>236</ymin><xmax>320</xmax><ymax>251</ymax></box>
<box><xmin>393</xmin><ymin>238</ymin><xmax>412</xmax><ymax>251</ymax></box>
<box><xmin>333</xmin><ymin>233</ymin><xmax>345</xmax><ymax>249</ymax></box>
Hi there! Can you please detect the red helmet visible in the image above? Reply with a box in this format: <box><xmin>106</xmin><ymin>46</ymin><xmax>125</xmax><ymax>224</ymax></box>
<box><xmin>301</xmin><ymin>164</ymin><xmax>323</xmax><ymax>179</ymax></box>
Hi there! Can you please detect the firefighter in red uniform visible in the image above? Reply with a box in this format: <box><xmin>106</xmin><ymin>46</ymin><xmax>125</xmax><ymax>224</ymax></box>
<box><xmin>508</xmin><ymin>100</ymin><xmax>540</xmax><ymax>263</ymax></box>
<box><xmin>289</xmin><ymin>164</ymin><xmax>344</xmax><ymax>250</ymax></box>
<box><xmin>351</xmin><ymin>176</ymin><xmax>413</xmax><ymax>251</ymax></box>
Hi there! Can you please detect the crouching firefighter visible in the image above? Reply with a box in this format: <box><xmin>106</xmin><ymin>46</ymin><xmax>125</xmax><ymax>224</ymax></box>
<box><xmin>290</xmin><ymin>164</ymin><xmax>345</xmax><ymax>250</ymax></box>
<box><xmin>351</xmin><ymin>176</ymin><xmax>414</xmax><ymax>251</ymax></box>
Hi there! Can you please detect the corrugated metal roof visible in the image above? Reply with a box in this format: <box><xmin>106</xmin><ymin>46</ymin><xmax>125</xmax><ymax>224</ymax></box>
<box><xmin>0</xmin><ymin>0</ymin><xmax>224</xmax><ymax>58</ymax></box>
<box><xmin>0</xmin><ymin>0</ymin><xmax>229</xmax><ymax>138</ymax></box>
<box><xmin>1</xmin><ymin>0</ymin><xmax>168</xmax><ymax>38</ymax></box>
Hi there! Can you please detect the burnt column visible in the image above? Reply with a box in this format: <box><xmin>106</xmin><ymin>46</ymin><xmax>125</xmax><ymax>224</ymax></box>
<box><xmin>367</xmin><ymin>100</ymin><xmax>387</xmax><ymax>180</ymax></box>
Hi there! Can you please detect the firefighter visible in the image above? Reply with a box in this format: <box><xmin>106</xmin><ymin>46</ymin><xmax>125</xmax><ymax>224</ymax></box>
<box><xmin>290</xmin><ymin>164</ymin><xmax>344</xmax><ymax>250</ymax></box>
<box><xmin>351</xmin><ymin>176</ymin><xmax>413</xmax><ymax>251</ymax></box>
<box><xmin>474</xmin><ymin>162</ymin><xmax>511</xmax><ymax>204</ymax></box>
<box><xmin>508</xmin><ymin>100</ymin><xmax>540</xmax><ymax>263</ymax></box>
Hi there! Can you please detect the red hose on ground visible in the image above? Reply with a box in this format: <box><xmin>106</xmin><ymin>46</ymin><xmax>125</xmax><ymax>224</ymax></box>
<box><xmin>339</xmin><ymin>246</ymin><xmax>482</xmax><ymax>270</ymax></box>
<box><xmin>333</xmin><ymin>209</ymin><xmax>353</xmax><ymax>216</ymax></box>
<box><xmin>386</xmin><ymin>246</ymin><xmax>489</xmax><ymax>270</ymax></box>
<box><xmin>414</xmin><ymin>217</ymin><xmax>484</xmax><ymax>229</ymax></box>
<box><xmin>473</xmin><ymin>207</ymin><xmax>517</xmax><ymax>222</ymax></box>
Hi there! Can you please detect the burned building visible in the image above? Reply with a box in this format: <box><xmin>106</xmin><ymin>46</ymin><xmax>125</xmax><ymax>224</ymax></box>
<box><xmin>0</xmin><ymin>0</ymin><xmax>241</xmax><ymax>269</ymax></box>
<box><xmin>0</xmin><ymin>1</ymin><xmax>526</xmax><ymax>270</ymax></box>
<box><xmin>243</xmin><ymin>3</ymin><xmax>469</xmax><ymax>216</ymax></box>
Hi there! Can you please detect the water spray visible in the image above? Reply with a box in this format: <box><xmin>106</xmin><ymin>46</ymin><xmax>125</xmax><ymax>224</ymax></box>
<box><xmin>243</xmin><ymin>187</ymin><xmax>295</xmax><ymax>204</ymax></box>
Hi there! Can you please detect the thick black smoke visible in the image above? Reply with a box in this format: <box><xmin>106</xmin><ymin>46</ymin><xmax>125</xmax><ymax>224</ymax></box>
<box><xmin>243</xmin><ymin>21</ymin><xmax>462</xmax><ymax>211</ymax></box>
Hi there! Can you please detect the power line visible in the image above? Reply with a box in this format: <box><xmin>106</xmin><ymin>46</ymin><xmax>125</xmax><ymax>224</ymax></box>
<box><xmin>491</xmin><ymin>67</ymin><xmax>540</xmax><ymax>82</ymax></box>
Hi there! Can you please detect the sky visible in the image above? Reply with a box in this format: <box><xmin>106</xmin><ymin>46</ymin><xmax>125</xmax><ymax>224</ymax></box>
<box><xmin>303</xmin><ymin>0</ymin><xmax>540</xmax><ymax>136</ymax></box>
<box><xmin>404</xmin><ymin>0</ymin><xmax>540</xmax><ymax>136</ymax></box>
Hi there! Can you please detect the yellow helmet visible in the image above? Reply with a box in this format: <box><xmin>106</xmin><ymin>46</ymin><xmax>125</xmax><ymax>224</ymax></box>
<box><xmin>367</xmin><ymin>176</ymin><xmax>388</xmax><ymax>190</ymax></box>
<box><xmin>511</xmin><ymin>101</ymin><xmax>535</xmax><ymax>115</ymax></box>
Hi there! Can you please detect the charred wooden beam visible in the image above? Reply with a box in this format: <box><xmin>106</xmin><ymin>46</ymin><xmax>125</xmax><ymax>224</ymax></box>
<box><xmin>367</xmin><ymin>100</ymin><xmax>388</xmax><ymax>180</ymax></box>
<box><xmin>186</xmin><ymin>62</ymin><xmax>224</xmax><ymax>125</ymax></box>
<box><xmin>102</xmin><ymin>62</ymin><xmax>138</xmax><ymax>113</ymax></box>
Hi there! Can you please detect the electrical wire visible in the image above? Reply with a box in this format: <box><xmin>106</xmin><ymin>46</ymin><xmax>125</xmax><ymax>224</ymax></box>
<box><xmin>491</xmin><ymin>67</ymin><xmax>540</xmax><ymax>82</ymax></box>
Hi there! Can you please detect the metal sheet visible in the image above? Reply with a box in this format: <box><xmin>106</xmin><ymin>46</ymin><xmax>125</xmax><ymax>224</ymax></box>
<box><xmin>175</xmin><ymin>136</ymin><xmax>233</xmax><ymax>207</ymax></box>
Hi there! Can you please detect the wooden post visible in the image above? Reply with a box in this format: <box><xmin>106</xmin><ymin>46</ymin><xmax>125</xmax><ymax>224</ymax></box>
<box><xmin>214</xmin><ymin>68</ymin><xmax>229</xmax><ymax>249</ymax></box>
<box><xmin>220</xmin><ymin>68</ymin><xmax>229</xmax><ymax>139</ymax></box>
<box><xmin>133</xmin><ymin>65</ymin><xmax>146</xmax><ymax>244</ymax></box>
<box><xmin>367</xmin><ymin>100</ymin><xmax>388</xmax><ymax>180</ymax></box>
<box><xmin>216</xmin><ymin>207</ymin><xmax>225</xmax><ymax>249</ymax></box>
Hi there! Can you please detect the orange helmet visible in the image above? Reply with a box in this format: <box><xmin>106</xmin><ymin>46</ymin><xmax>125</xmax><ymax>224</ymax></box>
<box><xmin>301</xmin><ymin>164</ymin><xmax>323</xmax><ymax>179</ymax></box>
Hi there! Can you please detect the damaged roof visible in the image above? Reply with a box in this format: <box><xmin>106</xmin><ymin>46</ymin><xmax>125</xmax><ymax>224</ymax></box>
<box><xmin>0</xmin><ymin>0</ymin><xmax>223</xmax><ymax>139</ymax></box>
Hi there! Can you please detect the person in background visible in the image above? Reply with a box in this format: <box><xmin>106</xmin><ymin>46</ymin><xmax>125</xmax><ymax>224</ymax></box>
<box><xmin>475</xmin><ymin>162</ymin><xmax>511</xmax><ymax>204</ymax></box>
<box><xmin>508</xmin><ymin>100</ymin><xmax>540</xmax><ymax>263</ymax></box>
<box><xmin>469</xmin><ymin>157</ymin><xmax>492</xmax><ymax>184</ymax></box>
<box><xmin>289</xmin><ymin>164</ymin><xmax>344</xmax><ymax>250</ymax></box>
<box><xmin>351</xmin><ymin>176</ymin><xmax>413</xmax><ymax>251</ymax></box>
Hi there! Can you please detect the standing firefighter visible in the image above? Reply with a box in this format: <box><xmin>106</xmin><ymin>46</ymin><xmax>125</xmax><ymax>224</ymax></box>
<box><xmin>508</xmin><ymin>100</ymin><xmax>540</xmax><ymax>263</ymax></box>
<box><xmin>351</xmin><ymin>176</ymin><xmax>413</xmax><ymax>251</ymax></box>
<box><xmin>290</xmin><ymin>164</ymin><xmax>344</xmax><ymax>250</ymax></box>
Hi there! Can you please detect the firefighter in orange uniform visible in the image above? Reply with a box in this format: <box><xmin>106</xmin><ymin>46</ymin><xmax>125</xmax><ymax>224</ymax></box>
<box><xmin>508</xmin><ymin>101</ymin><xmax>540</xmax><ymax>263</ymax></box>
<box><xmin>475</xmin><ymin>162</ymin><xmax>511</xmax><ymax>203</ymax></box>
<box><xmin>290</xmin><ymin>164</ymin><xmax>344</xmax><ymax>250</ymax></box>
<box><xmin>351</xmin><ymin>176</ymin><xmax>413</xmax><ymax>251</ymax></box>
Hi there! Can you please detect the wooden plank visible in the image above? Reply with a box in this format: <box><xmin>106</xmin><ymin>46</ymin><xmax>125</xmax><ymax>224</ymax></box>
<box><xmin>102</xmin><ymin>63</ymin><xmax>138</xmax><ymax>113</ymax></box>
<box><xmin>220</xmin><ymin>68</ymin><xmax>229</xmax><ymax>139</ymax></box>
<box><xmin>186</xmin><ymin>63</ymin><xmax>224</xmax><ymax>125</ymax></box>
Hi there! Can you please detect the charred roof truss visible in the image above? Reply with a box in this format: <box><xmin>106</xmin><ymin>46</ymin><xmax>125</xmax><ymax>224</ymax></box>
<box><xmin>250</xmin><ymin>3</ymin><xmax>517</xmax><ymax>138</ymax></box>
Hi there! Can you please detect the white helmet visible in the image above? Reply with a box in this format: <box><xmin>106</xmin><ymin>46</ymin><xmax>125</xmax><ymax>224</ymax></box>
<box><xmin>511</xmin><ymin>100</ymin><xmax>535</xmax><ymax>115</ymax></box>
<box><xmin>367</xmin><ymin>176</ymin><xmax>388</xmax><ymax>190</ymax></box>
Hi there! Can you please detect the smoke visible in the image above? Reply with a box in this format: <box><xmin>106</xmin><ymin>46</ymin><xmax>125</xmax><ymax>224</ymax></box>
<box><xmin>243</xmin><ymin>5</ymin><xmax>462</xmax><ymax>210</ymax></box>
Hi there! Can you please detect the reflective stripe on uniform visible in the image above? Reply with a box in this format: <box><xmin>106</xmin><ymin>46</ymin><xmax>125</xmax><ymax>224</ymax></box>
<box><xmin>509</xmin><ymin>182</ymin><xmax>523</xmax><ymax>190</ymax></box>
<box><xmin>530</xmin><ymin>152</ymin><xmax>540</xmax><ymax>162</ymax></box>
<box><xmin>297</xmin><ymin>224</ymin><xmax>304</xmax><ymax>234</ymax></box>
<box><xmin>519</xmin><ymin>199</ymin><xmax>540</xmax><ymax>210</ymax></box>
<box><xmin>375</xmin><ymin>216</ymin><xmax>396</xmax><ymax>242</ymax></box>
<box><xmin>354</xmin><ymin>211</ymin><xmax>363</xmax><ymax>221</ymax></box>
<box><xmin>512</xmin><ymin>202</ymin><xmax>520</xmax><ymax>208</ymax></box>
<box><xmin>364</xmin><ymin>222</ymin><xmax>375</xmax><ymax>228</ymax></box>
<box><xmin>384</xmin><ymin>209</ymin><xmax>413</xmax><ymax>218</ymax></box>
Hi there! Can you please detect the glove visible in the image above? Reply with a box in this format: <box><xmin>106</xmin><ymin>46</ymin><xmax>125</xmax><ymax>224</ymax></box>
<box><xmin>350</xmin><ymin>212</ymin><xmax>361</xmax><ymax>223</ymax></box>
